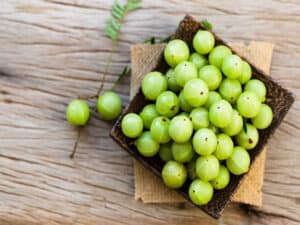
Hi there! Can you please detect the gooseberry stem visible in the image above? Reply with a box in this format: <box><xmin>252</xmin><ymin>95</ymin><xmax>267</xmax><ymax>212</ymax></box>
<box><xmin>77</xmin><ymin>41</ymin><xmax>118</xmax><ymax>101</ymax></box>
<box><xmin>96</xmin><ymin>41</ymin><xmax>118</xmax><ymax>96</ymax></box>
<box><xmin>69</xmin><ymin>1</ymin><xmax>143</xmax><ymax>159</ymax></box>
<box><xmin>70</xmin><ymin>127</ymin><xmax>82</xmax><ymax>158</ymax></box>
<box><xmin>71</xmin><ymin>41</ymin><xmax>118</xmax><ymax>159</ymax></box>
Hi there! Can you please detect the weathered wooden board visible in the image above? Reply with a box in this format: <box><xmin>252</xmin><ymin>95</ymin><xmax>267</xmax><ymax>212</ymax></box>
<box><xmin>0</xmin><ymin>0</ymin><xmax>299</xmax><ymax>225</ymax></box>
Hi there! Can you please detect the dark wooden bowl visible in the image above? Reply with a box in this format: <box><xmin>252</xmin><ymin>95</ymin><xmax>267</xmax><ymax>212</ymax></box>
<box><xmin>110</xmin><ymin>15</ymin><xmax>294</xmax><ymax>218</ymax></box>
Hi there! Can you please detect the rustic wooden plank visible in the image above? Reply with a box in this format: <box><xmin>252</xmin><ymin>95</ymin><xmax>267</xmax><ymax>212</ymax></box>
<box><xmin>0</xmin><ymin>0</ymin><xmax>299</xmax><ymax>224</ymax></box>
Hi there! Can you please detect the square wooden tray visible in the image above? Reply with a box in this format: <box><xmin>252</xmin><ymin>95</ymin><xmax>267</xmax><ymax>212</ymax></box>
<box><xmin>110</xmin><ymin>15</ymin><xmax>294</xmax><ymax>218</ymax></box>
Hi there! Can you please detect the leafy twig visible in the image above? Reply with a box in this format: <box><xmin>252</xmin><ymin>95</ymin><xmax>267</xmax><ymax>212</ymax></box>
<box><xmin>70</xmin><ymin>0</ymin><xmax>142</xmax><ymax>159</ymax></box>
<box><xmin>105</xmin><ymin>0</ymin><xmax>142</xmax><ymax>41</ymax></box>
<box><xmin>95</xmin><ymin>0</ymin><xmax>142</xmax><ymax>96</ymax></box>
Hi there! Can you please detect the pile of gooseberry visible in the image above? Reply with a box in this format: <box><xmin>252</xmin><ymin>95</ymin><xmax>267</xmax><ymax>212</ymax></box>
<box><xmin>121</xmin><ymin>30</ymin><xmax>273</xmax><ymax>205</ymax></box>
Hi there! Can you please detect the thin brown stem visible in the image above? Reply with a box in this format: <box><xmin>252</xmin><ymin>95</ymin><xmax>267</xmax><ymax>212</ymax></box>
<box><xmin>70</xmin><ymin>127</ymin><xmax>82</xmax><ymax>158</ymax></box>
<box><xmin>96</xmin><ymin>41</ymin><xmax>118</xmax><ymax>96</ymax></box>
<box><xmin>78</xmin><ymin>94</ymin><xmax>98</xmax><ymax>100</ymax></box>
<box><xmin>69</xmin><ymin>1</ymin><xmax>142</xmax><ymax>160</ymax></box>
<box><xmin>76</xmin><ymin>41</ymin><xmax>118</xmax><ymax>101</ymax></box>
<box><xmin>71</xmin><ymin>42</ymin><xmax>118</xmax><ymax>159</ymax></box>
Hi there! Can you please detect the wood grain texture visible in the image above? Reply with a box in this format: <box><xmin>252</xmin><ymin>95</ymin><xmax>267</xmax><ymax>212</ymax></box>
<box><xmin>132</xmin><ymin>42</ymin><xmax>272</xmax><ymax>207</ymax></box>
<box><xmin>0</xmin><ymin>0</ymin><xmax>299</xmax><ymax>224</ymax></box>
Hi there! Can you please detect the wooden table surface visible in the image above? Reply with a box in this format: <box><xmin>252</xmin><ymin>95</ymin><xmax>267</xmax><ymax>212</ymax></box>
<box><xmin>0</xmin><ymin>1</ymin><xmax>299</xmax><ymax>224</ymax></box>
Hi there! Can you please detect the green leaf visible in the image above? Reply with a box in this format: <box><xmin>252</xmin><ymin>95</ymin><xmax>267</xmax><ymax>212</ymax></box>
<box><xmin>143</xmin><ymin>35</ymin><xmax>172</xmax><ymax>44</ymax></box>
<box><xmin>112</xmin><ymin>8</ymin><xmax>123</xmax><ymax>20</ymax></box>
<box><xmin>128</xmin><ymin>0</ymin><xmax>142</xmax><ymax>3</ymax></box>
<box><xmin>107</xmin><ymin>18</ymin><xmax>120</xmax><ymax>31</ymax></box>
<box><xmin>114</xmin><ymin>0</ymin><xmax>124</xmax><ymax>11</ymax></box>
<box><xmin>119</xmin><ymin>65</ymin><xmax>130</xmax><ymax>80</ymax></box>
<box><xmin>144</xmin><ymin>37</ymin><xmax>156</xmax><ymax>44</ymax></box>
<box><xmin>112</xmin><ymin>1</ymin><xmax>125</xmax><ymax>20</ymax></box>
<box><xmin>126</xmin><ymin>2</ymin><xmax>142</xmax><ymax>10</ymax></box>
<box><xmin>160</xmin><ymin>35</ymin><xmax>172</xmax><ymax>43</ymax></box>
<box><xmin>243</xmin><ymin>118</ymin><xmax>248</xmax><ymax>133</ymax></box>
<box><xmin>105</xmin><ymin>26</ymin><xmax>118</xmax><ymax>40</ymax></box>
<box><xmin>105</xmin><ymin>0</ymin><xmax>142</xmax><ymax>41</ymax></box>
<box><xmin>201</xmin><ymin>19</ymin><xmax>213</xmax><ymax>30</ymax></box>
<box><xmin>110</xmin><ymin>65</ymin><xmax>131</xmax><ymax>91</ymax></box>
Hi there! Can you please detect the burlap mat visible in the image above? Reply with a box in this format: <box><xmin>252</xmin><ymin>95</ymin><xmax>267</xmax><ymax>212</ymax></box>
<box><xmin>130</xmin><ymin>42</ymin><xmax>274</xmax><ymax>207</ymax></box>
